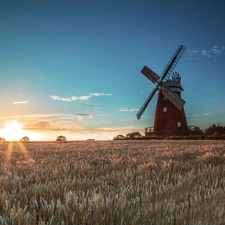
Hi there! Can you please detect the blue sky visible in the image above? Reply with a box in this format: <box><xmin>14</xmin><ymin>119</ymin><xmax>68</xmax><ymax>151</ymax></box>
<box><xmin>0</xmin><ymin>0</ymin><xmax>225</xmax><ymax>140</ymax></box>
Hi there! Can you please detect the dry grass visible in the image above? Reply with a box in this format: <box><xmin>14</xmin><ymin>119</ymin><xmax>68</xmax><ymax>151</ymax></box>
<box><xmin>0</xmin><ymin>140</ymin><xmax>225</xmax><ymax>224</ymax></box>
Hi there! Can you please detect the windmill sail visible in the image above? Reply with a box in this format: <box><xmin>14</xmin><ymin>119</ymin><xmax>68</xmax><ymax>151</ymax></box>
<box><xmin>141</xmin><ymin>66</ymin><xmax>160</xmax><ymax>84</ymax></box>
<box><xmin>137</xmin><ymin>45</ymin><xmax>186</xmax><ymax>120</ymax></box>
<box><xmin>160</xmin><ymin>45</ymin><xmax>186</xmax><ymax>82</ymax></box>
<box><xmin>136</xmin><ymin>87</ymin><xmax>158</xmax><ymax>120</ymax></box>
<box><xmin>161</xmin><ymin>85</ymin><xmax>185</xmax><ymax>111</ymax></box>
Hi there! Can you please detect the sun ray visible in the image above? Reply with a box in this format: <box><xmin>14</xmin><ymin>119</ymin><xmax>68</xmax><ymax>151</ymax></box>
<box><xmin>17</xmin><ymin>141</ymin><xmax>29</xmax><ymax>158</ymax></box>
<box><xmin>1</xmin><ymin>122</ymin><xmax>35</xmax><ymax>165</ymax></box>
<box><xmin>17</xmin><ymin>141</ymin><xmax>35</xmax><ymax>163</ymax></box>
<box><xmin>5</xmin><ymin>142</ymin><xmax>13</xmax><ymax>163</ymax></box>
<box><xmin>4</xmin><ymin>141</ymin><xmax>35</xmax><ymax>165</ymax></box>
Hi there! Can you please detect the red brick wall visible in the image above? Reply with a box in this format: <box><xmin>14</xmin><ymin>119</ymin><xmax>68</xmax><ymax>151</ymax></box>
<box><xmin>154</xmin><ymin>89</ymin><xmax>188</xmax><ymax>134</ymax></box>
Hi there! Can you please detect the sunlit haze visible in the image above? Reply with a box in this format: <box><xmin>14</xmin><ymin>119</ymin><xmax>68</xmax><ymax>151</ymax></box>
<box><xmin>0</xmin><ymin>121</ymin><xmax>40</xmax><ymax>141</ymax></box>
<box><xmin>0</xmin><ymin>1</ymin><xmax>225</xmax><ymax>141</ymax></box>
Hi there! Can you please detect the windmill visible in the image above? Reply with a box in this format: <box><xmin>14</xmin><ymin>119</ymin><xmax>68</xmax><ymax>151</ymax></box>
<box><xmin>136</xmin><ymin>45</ymin><xmax>188</xmax><ymax>136</ymax></box>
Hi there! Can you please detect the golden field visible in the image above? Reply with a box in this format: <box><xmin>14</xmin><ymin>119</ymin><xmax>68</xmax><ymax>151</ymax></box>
<box><xmin>0</xmin><ymin>140</ymin><xmax>225</xmax><ymax>225</ymax></box>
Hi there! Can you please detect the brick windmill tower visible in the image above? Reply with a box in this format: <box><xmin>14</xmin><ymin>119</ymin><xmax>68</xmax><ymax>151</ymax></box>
<box><xmin>136</xmin><ymin>45</ymin><xmax>188</xmax><ymax>136</ymax></box>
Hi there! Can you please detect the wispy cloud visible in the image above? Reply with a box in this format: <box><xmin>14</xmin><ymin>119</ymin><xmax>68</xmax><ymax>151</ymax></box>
<box><xmin>13</xmin><ymin>101</ymin><xmax>29</xmax><ymax>104</ymax></box>
<box><xmin>49</xmin><ymin>96</ymin><xmax>72</xmax><ymax>101</ymax></box>
<box><xmin>89</xmin><ymin>93</ymin><xmax>112</xmax><ymax>97</ymax></box>
<box><xmin>187</xmin><ymin>46</ymin><xmax>224</xmax><ymax>60</ymax></box>
<box><xmin>0</xmin><ymin>113</ymin><xmax>141</xmax><ymax>140</ymax></box>
<box><xmin>81</xmin><ymin>103</ymin><xmax>105</xmax><ymax>107</ymax></box>
<box><xmin>71</xmin><ymin>95</ymin><xmax>91</xmax><ymax>101</ymax></box>
<box><xmin>25</xmin><ymin>121</ymin><xmax>52</xmax><ymax>130</ymax></box>
<box><xmin>202</xmin><ymin>112</ymin><xmax>212</xmax><ymax>116</ymax></box>
<box><xmin>200</xmin><ymin>46</ymin><xmax>223</xmax><ymax>58</ymax></box>
<box><xmin>187</xmin><ymin>112</ymin><xmax>220</xmax><ymax>117</ymax></box>
<box><xmin>75</xmin><ymin>113</ymin><xmax>110</xmax><ymax>117</ymax></box>
<box><xmin>117</xmin><ymin>107</ymin><xmax>139</xmax><ymax>112</ymax></box>
<box><xmin>0</xmin><ymin>113</ymin><xmax>88</xmax><ymax>131</ymax></box>
<box><xmin>201</xmin><ymin>50</ymin><xmax>207</xmax><ymax>56</ymax></box>
<box><xmin>75</xmin><ymin>113</ymin><xmax>92</xmax><ymax>116</ymax></box>
<box><xmin>191</xmin><ymin>50</ymin><xmax>199</xmax><ymax>53</ymax></box>
<box><xmin>75</xmin><ymin>114</ymin><xmax>94</xmax><ymax>119</ymax></box>
<box><xmin>1</xmin><ymin>113</ymin><xmax>110</xmax><ymax>124</ymax></box>
<box><xmin>50</xmin><ymin>92</ymin><xmax>112</xmax><ymax>102</ymax></box>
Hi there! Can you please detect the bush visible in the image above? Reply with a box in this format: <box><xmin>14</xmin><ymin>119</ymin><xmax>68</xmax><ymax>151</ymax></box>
<box><xmin>20</xmin><ymin>136</ymin><xmax>29</xmax><ymax>142</ymax></box>
<box><xmin>56</xmin><ymin>135</ymin><xmax>67</xmax><ymax>142</ymax></box>
<box><xmin>206</xmin><ymin>134</ymin><xmax>225</xmax><ymax>140</ymax></box>
<box><xmin>168</xmin><ymin>135</ymin><xmax>202</xmax><ymax>140</ymax></box>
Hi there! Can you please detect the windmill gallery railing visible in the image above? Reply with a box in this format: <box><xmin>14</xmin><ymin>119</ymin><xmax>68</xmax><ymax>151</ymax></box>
<box><xmin>145</xmin><ymin>126</ymin><xmax>191</xmax><ymax>137</ymax></box>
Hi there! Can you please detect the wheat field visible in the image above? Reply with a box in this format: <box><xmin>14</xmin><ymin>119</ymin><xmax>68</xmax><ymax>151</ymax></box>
<box><xmin>0</xmin><ymin>140</ymin><xmax>225</xmax><ymax>225</ymax></box>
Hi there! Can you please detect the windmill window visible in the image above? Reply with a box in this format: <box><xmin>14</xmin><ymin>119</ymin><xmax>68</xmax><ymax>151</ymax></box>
<box><xmin>163</xmin><ymin>107</ymin><xmax>167</xmax><ymax>112</ymax></box>
<box><xmin>177</xmin><ymin>122</ymin><xmax>181</xmax><ymax>127</ymax></box>
<box><xmin>164</xmin><ymin>96</ymin><xmax>167</xmax><ymax>100</ymax></box>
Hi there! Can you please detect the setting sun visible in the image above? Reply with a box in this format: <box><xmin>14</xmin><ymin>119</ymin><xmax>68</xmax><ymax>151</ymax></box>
<box><xmin>1</xmin><ymin>121</ymin><xmax>26</xmax><ymax>141</ymax></box>
<box><xmin>0</xmin><ymin>121</ymin><xmax>42</xmax><ymax>141</ymax></box>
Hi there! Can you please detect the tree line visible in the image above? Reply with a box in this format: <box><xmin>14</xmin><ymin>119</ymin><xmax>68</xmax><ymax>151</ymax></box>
<box><xmin>0</xmin><ymin>135</ymin><xmax>67</xmax><ymax>142</ymax></box>
<box><xmin>0</xmin><ymin>124</ymin><xmax>225</xmax><ymax>142</ymax></box>
<box><xmin>113</xmin><ymin>124</ymin><xmax>225</xmax><ymax>140</ymax></box>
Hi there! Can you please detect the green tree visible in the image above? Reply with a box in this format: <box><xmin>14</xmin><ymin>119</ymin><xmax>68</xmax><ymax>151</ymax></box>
<box><xmin>188</xmin><ymin>126</ymin><xmax>203</xmax><ymax>134</ymax></box>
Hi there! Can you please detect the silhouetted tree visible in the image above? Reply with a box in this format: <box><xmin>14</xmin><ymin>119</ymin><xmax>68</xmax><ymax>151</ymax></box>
<box><xmin>126</xmin><ymin>132</ymin><xmax>142</xmax><ymax>139</ymax></box>
<box><xmin>113</xmin><ymin>135</ymin><xmax>126</xmax><ymax>140</ymax></box>
<box><xmin>20</xmin><ymin>136</ymin><xmax>29</xmax><ymax>142</ymax></box>
<box><xmin>205</xmin><ymin>124</ymin><xmax>225</xmax><ymax>135</ymax></box>
<box><xmin>188</xmin><ymin>126</ymin><xmax>203</xmax><ymax>134</ymax></box>
<box><xmin>56</xmin><ymin>135</ymin><xmax>67</xmax><ymax>142</ymax></box>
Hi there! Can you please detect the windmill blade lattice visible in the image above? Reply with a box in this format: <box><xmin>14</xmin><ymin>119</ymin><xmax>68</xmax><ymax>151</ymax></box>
<box><xmin>160</xmin><ymin>45</ymin><xmax>186</xmax><ymax>82</ymax></box>
<box><xmin>136</xmin><ymin>45</ymin><xmax>186</xmax><ymax>120</ymax></box>
<box><xmin>136</xmin><ymin>87</ymin><xmax>158</xmax><ymax>120</ymax></box>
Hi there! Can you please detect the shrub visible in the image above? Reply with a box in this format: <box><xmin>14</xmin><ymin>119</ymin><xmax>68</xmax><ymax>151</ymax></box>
<box><xmin>56</xmin><ymin>135</ymin><xmax>67</xmax><ymax>142</ymax></box>
<box><xmin>20</xmin><ymin>136</ymin><xmax>29</xmax><ymax>142</ymax></box>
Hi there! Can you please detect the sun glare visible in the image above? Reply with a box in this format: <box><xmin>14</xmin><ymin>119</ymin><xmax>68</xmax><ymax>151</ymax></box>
<box><xmin>1</xmin><ymin>121</ymin><xmax>27</xmax><ymax>141</ymax></box>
